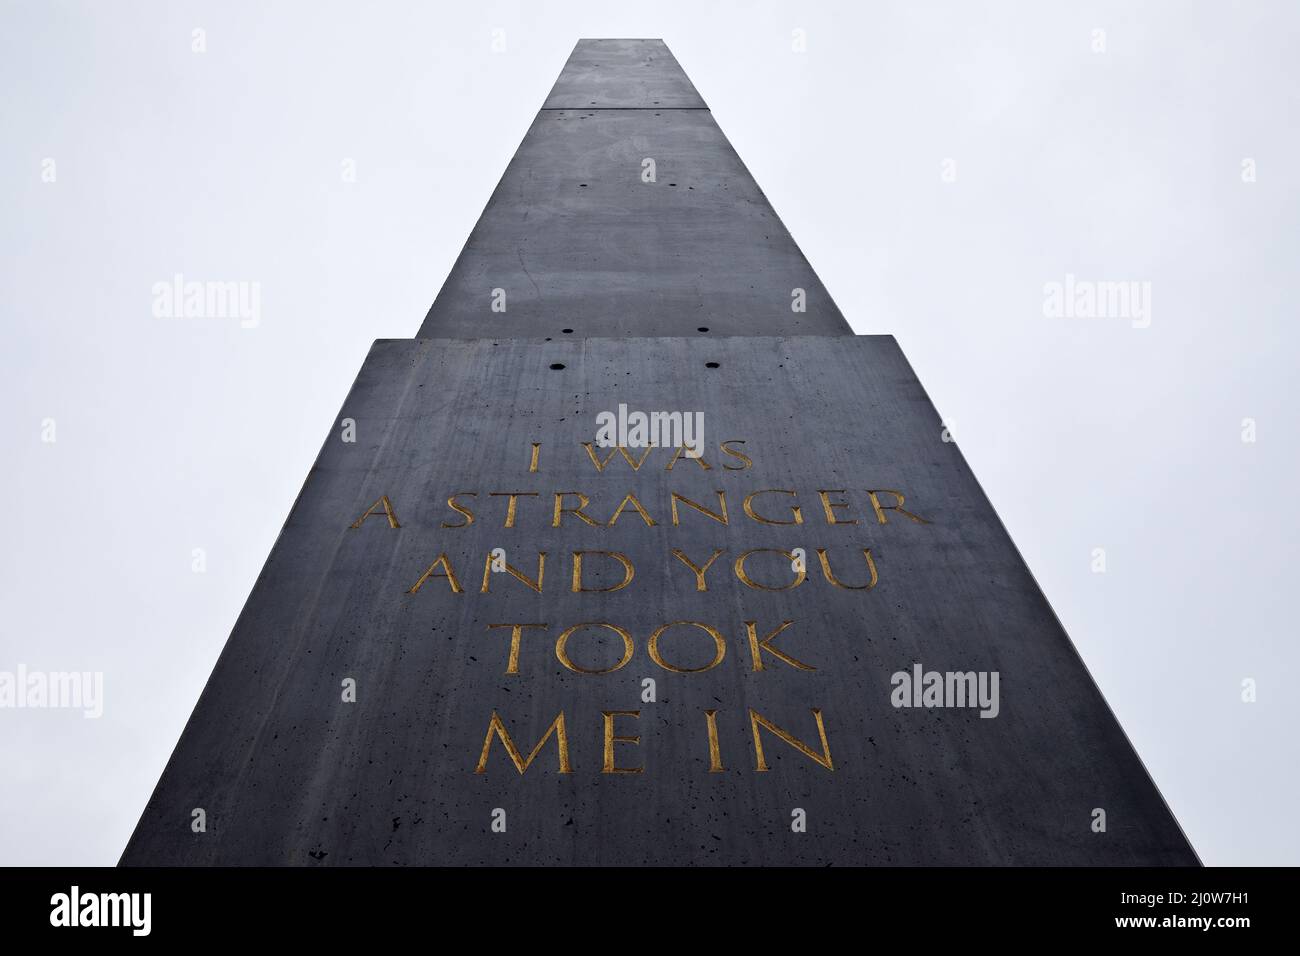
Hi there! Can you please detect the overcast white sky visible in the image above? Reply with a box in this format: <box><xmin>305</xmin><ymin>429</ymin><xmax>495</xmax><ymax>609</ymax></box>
<box><xmin>2</xmin><ymin>0</ymin><xmax>1297</xmax><ymax>866</ymax></box>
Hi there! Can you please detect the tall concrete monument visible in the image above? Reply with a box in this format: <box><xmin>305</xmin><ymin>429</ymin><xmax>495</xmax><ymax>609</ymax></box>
<box><xmin>123</xmin><ymin>40</ymin><xmax>1197</xmax><ymax>866</ymax></box>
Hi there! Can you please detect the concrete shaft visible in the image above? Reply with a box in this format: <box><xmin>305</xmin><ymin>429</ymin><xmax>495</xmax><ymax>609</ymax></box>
<box><xmin>418</xmin><ymin>39</ymin><xmax>851</xmax><ymax>339</ymax></box>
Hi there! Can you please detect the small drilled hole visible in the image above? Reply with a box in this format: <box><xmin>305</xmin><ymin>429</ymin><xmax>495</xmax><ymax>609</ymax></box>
<box><xmin>697</xmin><ymin>327</ymin><xmax>710</xmax><ymax>332</ymax></box>
<box><xmin>562</xmin><ymin>328</ymin><xmax>574</xmax><ymax>334</ymax></box>
<box><xmin>550</xmin><ymin>363</ymin><xmax>566</xmax><ymax>370</ymax></box>
<box><xmin>705</xmin><ymin>362</ymin><xmax>720</xmax><ymax>369</ymax></box>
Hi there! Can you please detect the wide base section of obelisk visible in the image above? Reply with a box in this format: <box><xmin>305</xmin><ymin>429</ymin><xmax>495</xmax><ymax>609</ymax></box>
<box><xmin>121</xmin><ymin>335</ymin><xmax>1196</xmax><ymax>866</ymax></box>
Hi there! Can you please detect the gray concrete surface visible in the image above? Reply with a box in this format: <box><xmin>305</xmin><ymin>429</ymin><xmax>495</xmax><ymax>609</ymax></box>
<box><xmin>542</xmin><ymin>38</ymin><xmax>707</xmax><ymax>109</ymax></box>
<box><xmin>121</xmin><ymin>336</ymin><xmax>1197</xmax><ymax>865</ymax></box>
<box><xmin>419</xmin><ymin>41</ymin><xmax>850</xmax><ymax>338</ymax></box>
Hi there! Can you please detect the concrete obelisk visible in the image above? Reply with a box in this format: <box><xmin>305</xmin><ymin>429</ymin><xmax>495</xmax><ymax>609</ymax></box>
<box><xmin>122</xmin><ymin>40</ymin><xmax>1196</xmax><ymax>866</ymax></box>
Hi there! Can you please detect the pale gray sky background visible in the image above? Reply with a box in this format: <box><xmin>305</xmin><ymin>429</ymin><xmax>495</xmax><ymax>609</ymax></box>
<box><xmin>2</xmin><ymin>0</ymin><xmax>1296</xmax><ymax>865</ymax></box>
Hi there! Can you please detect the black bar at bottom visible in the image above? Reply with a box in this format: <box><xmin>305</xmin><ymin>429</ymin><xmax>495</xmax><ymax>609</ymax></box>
<box><xmin>0</xmin><ymin>866</ymin><xmax>1278</xmax><ymax>941</ymax></box>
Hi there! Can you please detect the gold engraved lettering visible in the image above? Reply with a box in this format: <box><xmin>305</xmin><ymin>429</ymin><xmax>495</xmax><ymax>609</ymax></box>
<box><xmin>719</xmin><ymin>439</ymin><xmax>752</xmax><ymax>471</ymax></box>
<box><xmin>816</xmin><ymin>548</ymin><xmax>879</xmax><ymax>590</ymax></box>
<box><xmin>735</xmin><ymin>549</ymin><xmax>806</xmax><ymax>591</ymax></box>
<box><xmin>486</xmin><ymin>623</ymin><xmax>548</xmax><ymax>674</ymax></box>
<box><xmin>704</xmin><ymin>709</ymin><xmax>725</xmax><ymax>772</ymax></box>
<box><xmin>601</xmin><ymin>711</ymin><xmax>643</xmax><ymax>774</ymax></box>
<box><xmin>571</xmin><ymin>551</ymin><xmax>635</xmax><ymax>593</ymax></box>
<box><xmin>555</xmin><ymin>622</ymin><xmax>635</xmax><ymax>675</ymax></box>
<box><xmin>742</xmin><ymin>489</ymin><xmax>802</xmax><ymax>525</ymax></box>
<box><xmin>749</xmin><ymin>708</ymin><xmax>833</xmax><ymax>772</ymax></box>
<box><xmin>665</xmin><ymin>445</ymin><xmax>711</xmax><ymax>471</ymax></box>
<box><xmin>744</xmin><ymin>620</ymin><xmax>814</xmax><ymax>672</ymax></box>
<box><xmin>481</xmin><ymin>552</ymin><xmax>546</xmax><ymax>593</ymax></box>
<box><xmin>350</xmin><ymin>495</ymin><xmax>401</xmax><ymax>529</ymax></box>
<box><xmin>866</xmin><ymin>489</ymin><xmax>930</xmax><ymax>525</ymax></box>
<box><xmin>647</xmin><ymin>621</ymin><xmax>727</xmax><ymax>674</ymax></box>
<box><xmin>670</xmin><ymin>491</ymin><xmax>728</xmax><ymax>526</ymax></box>
<box><xmin>553</xmin><ymin>492</ymin><xmax>601</xmax><ymax>528</ymax></box>
<box><xmin>606</xmin><ymin>493</ymin><xmax>657</xmax><ymax>527</ymax></box>
<box><xmin>441</xmin><ymin>493</ymin><xmax>476</xmax><ymax>528</ymax></box>
<box><xmin>489</xmin><ymin>492</ymin><xmax>538</xmax><ymax>529</ymax></box>
<box><xmin>816</xmin><ymin>490</ymin><xmax>859</xmax><ymax>525</ymax></box>
<box><xmin>475</xmin><ymin>711</ymin><xmax>571</xmax><ymax>774</ymax></box>
<box><xmin>582</xmin><ymin>443</ymin><xmax>655</xmax><ymax>472</ymax></box>
<box><xmin>406</xmin><ymin>553</ymin><xmax>463</xmax><ymax>594</ymax></box>
<box><xmin>670</xmin><ymin>548</ymin><xmax>725</xmax><ymax>592</ymax></box>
